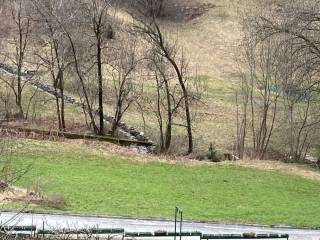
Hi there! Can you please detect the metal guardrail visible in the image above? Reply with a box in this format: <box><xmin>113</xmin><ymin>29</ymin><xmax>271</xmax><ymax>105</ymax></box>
<box><xmin>0</xmin><ymin>225</ymin><xmax>37</xmax><ymax>238</ymax></box>
<box><xmin>125</xmin><ymin>232</ymin><xmax>289</xmax><ymax>239</ymax></box>
<box><xmin>201</xmin><ymin>233</ymin><xmax>289</xmax><ymax>239</ymax></box>
<box><xmin>0</xmin><ymin>226</ymin><xmax>36</xmax><ymax>232</ymax></box>
<box><xmin>37</xmin><ymin>228</ymin><xmax>125</xmax><ymax>235</ymax></box>
<box><xmin>0</xmin><ymin>223</ymin><xmax>289</xmax><ymax>240</ymax></box>
<box><xmin>125</xmin><ymin>232</ymin><xmax>154</xmax><ymax>237</ymax></box>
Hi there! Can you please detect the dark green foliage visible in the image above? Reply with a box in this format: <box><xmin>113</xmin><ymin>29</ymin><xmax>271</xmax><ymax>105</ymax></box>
<box><xmin>316</xmin><ymin>145</ymin><xmax>320</xmax><ymax>160</ymax></box>
<box><xmin>207</xmin><ymin>143</ymin><xmax>220</xmax><ymax>162</ymax></box>
<box><xmin>316</xmin><ymin>145</ymin><xmax>320</xmax><ymax>168</ymax></box>
<box><xmin>106</xmin><ymin>24</ymin><xmax>114</xmax><ymax>39</ymax></box>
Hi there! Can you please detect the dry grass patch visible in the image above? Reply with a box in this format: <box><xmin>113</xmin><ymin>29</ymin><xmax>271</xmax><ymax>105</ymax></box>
<box><xmin>66</xmin><ymin>139</ymin><xmax>320</xmax><ymax>183</ymax></box>
<box><xmin>0</xmin><ymin>185</ymin><xmax>66</xmax><ymax>209</ymax></box>
<box><xmin>226</xmin><ymin>159</ymin><xmax>320</xmax><ymax>182</ymax></box>
<box><xmin>0</xmin><ymin>186</ymin><xmax>28</xmax><ymax>203</ymax></box>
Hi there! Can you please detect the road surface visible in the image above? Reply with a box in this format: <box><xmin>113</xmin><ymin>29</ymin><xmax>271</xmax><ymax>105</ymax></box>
<box><xmin>0</xmin><ymin>212</ymin><xmax>319</xmax><ymax>240</ymax></box>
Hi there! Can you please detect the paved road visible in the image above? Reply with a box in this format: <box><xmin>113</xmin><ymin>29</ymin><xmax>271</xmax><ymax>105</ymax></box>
<box><xmin>0</xmin><ymin>212</ymin><xmax>319</xmax><ymax>240</ymax></box>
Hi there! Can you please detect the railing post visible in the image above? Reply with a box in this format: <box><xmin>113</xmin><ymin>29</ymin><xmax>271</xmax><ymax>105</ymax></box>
<box><xmin>42</xmin><ymin>221</ymin><xmax>45</xmax><ymax>238</ymax></box>
<box><xmin>180</xmin><ymin>210</ymin><xmax>183</xmax><ymax>240</ymax></box>
<box><xmin>174</xmin><ymin>207</ymin><xmax>177</xmax><ymax>240</ymax></box>
<box><xmin>174</xmin><ymin>207</ymin><xmax>183</xmax><ymax>240</ymax></box>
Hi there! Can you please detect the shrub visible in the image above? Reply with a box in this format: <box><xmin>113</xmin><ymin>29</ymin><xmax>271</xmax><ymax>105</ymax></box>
<box><xmin>207</xmin><ymin>143</ymin><xmax>220</xmax><ymax>162</ymax></box>
<box><xmin>44</xmin><ymin>195</ymin><xmax>67</xmax><ymax>209</ymax></box>
<box><xmin>0</xmin><ymin>181</ymin><xmax>8</xmax><ymax>191</ymax></box>
<box><xmin>28</xmin><ymin>194</ymin><xmax>67</xmax><ymax>209</ymax></box>
<box><xmin>316</xmin><ymin>145</ymin><xmax>320</xmax><ymax>168</ymax></box>
<box><xmin>106</xmin><ymin>24</ymin><xmax>114</xmax><ymax>39</ymax></box>
<box><xmin>316</xmin><ymin>145</ymin><xmax>320</xmax><ymax>160</ymax></box>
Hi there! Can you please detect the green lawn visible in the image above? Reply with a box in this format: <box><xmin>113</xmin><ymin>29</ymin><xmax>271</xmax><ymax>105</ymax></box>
<box><xmin>2</xmin><ymin>139</ymin><xmax>320</xmax><ymax>228</ymax></box>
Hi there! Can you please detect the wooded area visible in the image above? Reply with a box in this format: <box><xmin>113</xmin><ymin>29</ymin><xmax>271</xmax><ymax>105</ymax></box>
<box><xmin>236</xmin><ymin>0</ymin><xmax>320</xmax><ymax>162</ymax></box>
<box><xmin>0</xmin><ymin>0</ymin><xmax>203</xmax><ymax>154</ymax></box>
<box><xmin>0</xmin><ymin>0</ymin><xmax>319</xmax><ymax>162</ymax></box>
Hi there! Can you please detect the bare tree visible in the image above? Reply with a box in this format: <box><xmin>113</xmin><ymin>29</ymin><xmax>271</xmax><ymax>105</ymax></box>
<box><xmin>145</xmin><ymin>49</ymin><xmax>187</xmax><ymax>152</ymax></box>
<box><xmin>83</xmin><ymin>0</ymin><xmax>114</xmax><ymax>135</ymax></box>
<box><xmin>239</xmin><ymin>34</ymin><xmax>281</xmax><ymax>159</ymax></box>
<box><xmin>0</xmin><ymin>82</ymin><xmax>13</xmax><ymax>119</ymax></box>
<box><xmin>46</xmin><ymin>0</ymin><xmax>100</xmax><ymax>133</ymax></box>
<box><xmin>66</xmin><ymin>30</ymin><xmax>100</xmax><ymax>134</ymax></box>
<box><xmin>31</xmin><ymin>0</ymin><xmax>72</xmax><ymax>131</ymax></box>
<box><xmin>54</xmin><ymin>0</ymin><xmax>115</xmax><ymax>135</ymax></box>
<box><xmin>278</xmin><ymin>41</ymin><xmax>320</xmax><ymax>162</ymax></box>
<box><xmin>239</xmin><ymin>0</ymin><xmax>320</xmax><ymax>160</ymax></box>
<box><xmin>150</xmin><ymin>52</ymin><xmax>173</xmax><ymax>152</ymax></box>
<box><xmin>235</xmin><ymin>82</ymin><xmax>248</xmax><ymax>159</ymax></box>
<box><xmin>0</xmin><ymin>0</ymin><xmax>12</xmax><ymax>42</ymax></box>
<box><xmin>1</xmin><ymin>0</ymin><xmax>31</xmax><ymax>118</ymax></box>
<box><xmin>136</xmin><ymin>19</ymin><xmax>194</xmax><ymax>154</ymax></box>
<box><xmin>109</xmin><ymin>36</ymin><xmax>142</xmax><ymax>137</ymax></box>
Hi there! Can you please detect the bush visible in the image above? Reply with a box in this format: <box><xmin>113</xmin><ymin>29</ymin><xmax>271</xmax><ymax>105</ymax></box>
<box><xmin>316</xmin><ymin>145</ymin><xmax>320</xmax><ymax>168</ymax></box>
<box><xmin>27</xmin><ymin>193</ymin><xmax>67</xmax><ymax>209</ymax></box>
<box><xmin>316</xmin><ymin>145</ymin><xmax>320</xmax><ymax>160</ymax></box>
<box><xmin>0</xmin><ymin>181</ymin><xmax>8</xmax><ymax>191</ymax></box>
<box><xmin>207</xmin><ymin>143</ymin><xmax>220</xmax><ymax>162</ymax></box>
<box><xmin>106</xmin><ymin>24</ymin><xmax>114</xmax><ymax>39</ymax></box>
<box><xmin>44</xmin><ymin>195</ymin><xmax>67</xmax><ymax>209</ymax></box>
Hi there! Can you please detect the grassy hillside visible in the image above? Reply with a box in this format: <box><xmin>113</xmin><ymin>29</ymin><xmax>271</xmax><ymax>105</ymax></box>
<box><xmin>2</xmin><ymin>138</ymin><xmax>320</xmax><ymax>227</ymax></box>
<box><xmin>0</xmin><ymin>0</ymin><xmax>306</xmax><ymax>154</ymax></box>
<box><xmin>174</xmin><ymin>0</ymin><xmax>243</xmax><ymax>78</ymax></box>
<box><xmin>2</xmin><ymin>0</ymin><xmax>320</xmax><ymax>230</ymax></box>
<box><xmin>120</xmin><ymin>0</ymin><xmax>246</xmax><ymax>152</ymax></box>
<box><xmin>0</xmin><ymin>0</ymin><xmax>262</xmax><ymax>153</ymax></box>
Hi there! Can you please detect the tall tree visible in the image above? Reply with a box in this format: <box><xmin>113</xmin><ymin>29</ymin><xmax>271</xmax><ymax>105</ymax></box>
<box><xmin>238</xmin><ymin>0</ymin><xmax>320</xmax><ymax>161</ymax></box>
<box><xmin>109</xmin><ymin>36</ymin><xmax>142</xmax><ymax>137</ymax></box>
<box><xmin>86</xmin><ymin>0</ymin><xmax>113</xmax><ymax>135</ymax></box>
<box><xmin>32</xmin><ymin>0</ymin><xmax>71</xmax><ymax>131</ymax></box>
<box><xmin>136</xmin><ymin>19</ymin><xmax>194</xmax><ymax>153</ymax></box>
<box><xmin>1</xmin><ymin>0</ymin><xmax>31</xmax><ymax>118</ymax></box>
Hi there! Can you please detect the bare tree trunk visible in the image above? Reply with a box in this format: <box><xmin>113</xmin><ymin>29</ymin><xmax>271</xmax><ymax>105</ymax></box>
<box><xmin>235</xmin><ymin>89</ymin><xmax>247</xmax><ymax>159</ymax></box>
<box><xmin>53</xmin><ymin>80</ymin><xmax>62</xmax><ymax>130</ymax></box>
<box><xmin>154</xmin><ymin>74</ymin><xmax>165</xmax><ymax>151</ymax></box>
<box><xmin>164</xmin><ymin>78</ymin><xmax>172</xmax><ymax>151</ymax></box>
<box><xmin>58</xmin><ymin>70</ymin><xmax>66</xmax><ymax>130</ymax></box>
<box><xmin>16</xmin><ymin>74</ymin><xmax>23</xmax><ymax>118</ymax></box>
<box><xmin>111</xmin><ymin>99</ymin><xmax>122</xmax><ymax>137</ymax></box>
<box><xmin>97</xmin><ymin>32</ymin><xmax>104</xmax><ymax>135</ymax></box>
<box><xmin>154</xmin><ymin>23</ymin><xmax>193</xmax><ymax>154</ymax></box>
<box><xmin>65</xmin><ymin>30</ymin><xmax>99</xmax><ymax>134</ymax></box>
<box><xmin>136</xmin><ymin>19</ymin><xmax>194</xmax><ymax>153</ymax></box>
<box><xmin>14</xmin><ymin>0</ymin><xmax>30</xmax><ymax>118</ymax></box>
<box><xmin>166</xmin><ymin>55</ymin><xmax>193</xmax><ymax>154</ymax></box>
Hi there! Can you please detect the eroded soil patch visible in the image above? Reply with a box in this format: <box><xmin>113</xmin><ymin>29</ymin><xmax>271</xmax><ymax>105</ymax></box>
<box><xmin>0</xmin><ymin>185</ymin><xmax>66</xmax><ymax>209</ymax></box>
<box><xmin>161</xmin><ymin>1</ymin><xmax>215</xmax><ymax>22</ymax></box>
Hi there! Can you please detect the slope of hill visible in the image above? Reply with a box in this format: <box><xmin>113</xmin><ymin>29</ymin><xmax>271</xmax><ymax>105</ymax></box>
<box><xmin>0</xmin><ymin>0</ymin><xmax>306</xmax><ymax>155</ymax></box>
<box><xmin>1</xmin><ymin>138</ymin><xmax>320</xmax><ymax>227</ymax></box>
<box><xmin>175</xmin><ymin>0</ymin><xmax>243</xmax><ymax>79</ymax></box>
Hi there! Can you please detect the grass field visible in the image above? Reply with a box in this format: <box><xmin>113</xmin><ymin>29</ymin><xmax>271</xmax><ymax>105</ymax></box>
<box><xmin>2</xmin><ymin>138</ymin><xmax>320</xmax><ymax>228</ymax></box>
<box><xmin>2</xmin><ymin>0</ymin><xmax>320</xmax><ymax>231</ymax></box>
